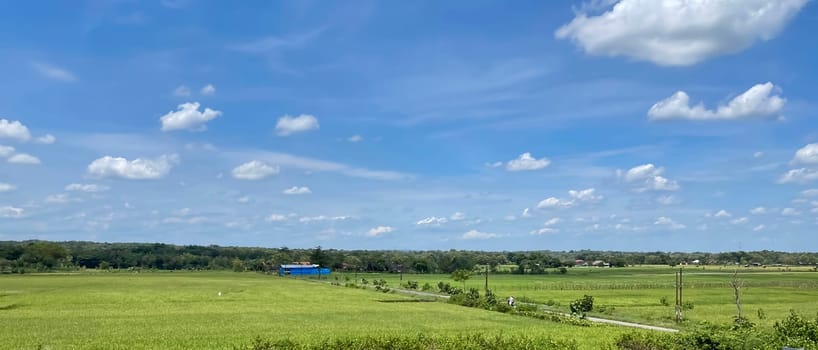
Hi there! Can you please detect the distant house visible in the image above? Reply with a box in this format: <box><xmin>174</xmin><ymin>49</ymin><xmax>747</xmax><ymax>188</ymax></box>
<box><xmin>591</xmin><ymin>260</ymin><xmax>610</xmax><ymax>268</ymax></box>
<box><xmin>278</xmin><ymin>264</ymin><xmax>331</xmax><ymax>276</ymax></box>
<box><xmin>575</xmin><ymin>259</ymin><xmax>586</xmax><ymax>266</ymax></box>
<box><xmin>692</xmin><ymin>259</ymin><xmax>701</xmax><ymax>265</ymax></box>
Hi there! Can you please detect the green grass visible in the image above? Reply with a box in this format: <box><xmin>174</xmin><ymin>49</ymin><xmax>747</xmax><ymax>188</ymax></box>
<box><xmin>343</xmin><ymin>266</ymin><xmax>818</xmax><ymax>328</ymax></box>
<box><xmin>0</xmin><ymin>271</ymin><xmax>630</xmax><ymax>350</ymax></box>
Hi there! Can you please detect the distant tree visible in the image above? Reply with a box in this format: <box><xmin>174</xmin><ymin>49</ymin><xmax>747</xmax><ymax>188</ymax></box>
<box><xmin>451</xmin><ymin>269</ymin><xmax>471</xmax><ymax>290</ymax></box>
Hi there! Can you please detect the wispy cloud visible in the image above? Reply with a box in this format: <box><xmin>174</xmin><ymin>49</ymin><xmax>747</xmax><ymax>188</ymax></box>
<box><xmin>31</xmin><ymin>62</ymin><xmax>76</xmax><ymax>82</ymax></box>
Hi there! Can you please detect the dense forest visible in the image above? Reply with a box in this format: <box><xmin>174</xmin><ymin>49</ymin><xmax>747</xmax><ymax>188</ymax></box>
<box><xmin>1</xmin><ymin>240</ymin><xmax>817</xmax><ymax>274</ymax></box>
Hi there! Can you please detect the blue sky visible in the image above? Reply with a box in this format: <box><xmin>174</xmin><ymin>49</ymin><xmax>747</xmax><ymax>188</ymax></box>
<box><xmin>1</xmin><ymin>0</ymin><xmax>818</xmax><ymax>251</ymax></box>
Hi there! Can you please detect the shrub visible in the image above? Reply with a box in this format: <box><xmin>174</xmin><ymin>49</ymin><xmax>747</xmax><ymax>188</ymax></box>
<box><xmin>569</xmin><ymin>295</ymin><xmax>594</xmax><ymax>318</ymax></box>
<box><xmin>558</xmin><ymin>267</ymin><xmax>568</xmax><ymax>274</ymax></box>
<box><xmin>682</xmin><ymin>301</ymin><xmax>694</xmax><ymax>311</ymax></box>
<box><xmin>404</xmin><ymin>280</ymin><xmax>418</xmax><ymax>290</ymax></box>
<box><xmin>421</xmin><ymin>282</ymin><xmax>432</xmax><ymax>291</ymax></box>
<box><xmin>757</xmin><ymin>308</ymin><xmax>766</xmax><ymax>320</ymax></box>
<box><xmin>659</xmin><ymin>296</ymin><xmax>670</xmax><ymax>306</ymax></box>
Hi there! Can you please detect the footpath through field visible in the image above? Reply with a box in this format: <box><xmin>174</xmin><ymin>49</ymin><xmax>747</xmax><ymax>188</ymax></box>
<box><xmin>377</xmin><ymin>285</ymin><xmax>680</xmax><ymax>333</ymax></box>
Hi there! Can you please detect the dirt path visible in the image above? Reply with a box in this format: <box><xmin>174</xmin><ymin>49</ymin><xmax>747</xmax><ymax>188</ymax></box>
<box><xmin>387</xmin><ymin>287</ymin><xmax>679</xmax><ymax>333</ymax></box>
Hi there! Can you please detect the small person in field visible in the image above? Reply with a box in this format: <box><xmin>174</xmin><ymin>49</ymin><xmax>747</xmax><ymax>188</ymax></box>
<box><xmin>508</xmin><ymin>296</ymin><xmax>515</xmax><ymax>307</ymax></box>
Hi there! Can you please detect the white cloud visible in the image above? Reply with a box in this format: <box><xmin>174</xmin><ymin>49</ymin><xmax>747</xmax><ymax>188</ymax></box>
<box><xmin>417</xmin><ymin>216</ymin><xmax>448</xmax><ymax>226</ymax></box>
<box><xmin>530</xmin><ymin>227</ymin><xmax>558</xmax><ymax>235</ymax></box>
<box><xmin>544</xmin><ymin>217</ymin><xmax>561</xmax><ymax>226</ymax></box>
<box><xmin>159</xmin><ymin>102</ymin><xmax>222</xmax><ymax>132</ymax></box>
<box><xmin>620</xmin><ymin>164</ymin><xmax>679</xmax><ymax>192</ymax></box>
<box><xmin>366</xmin><ymin>226</ymin><xmax>394</xmax><ymax>237</ymax></box>
<box><xmin>713</xmin><ymin>210</ymin><xmax>732</xmax><ymax>218</ymax></box>
<box><xmin>461</xmin><ymin>229</ymin><xmax>499</xmax><ymax>240</ymax></box>
<box><xmin>792</xmin><ymin>143</ymin><xmax>818</xmax><ymax>164</ymax></box>
<box><xmin>275</xmin><ymin>114</ymin><xmax>319</xmax><ymax>136</ymax></box>
<box><xmin>450</xmin><ymin>212</ymin><xmax>466</xmax><ymax>221</ymax></box>
<box><xmin>234</xmin><ymin>150</ymin><xmax>411</xmax><ymax>181</ymax></box>
<box><xmin>265</xmin><ymin>214</ymin><xmax>289</xmax><ymax>222</ymax></box>
<box><xmin>730</xmin><ymin>217</ymin><xmax>749</xmax><ymax>225</ymax></box>
<box><xmin>754</xmin><ymin>151</ymin><xmax>764</xmax><ymax>159</ymax></box>
<box><xmin>299</xmin><ymin>215</ymin><xmax>352</xmax><ymax>223</ymax></box>
<box><xmin>781</xmin><ymin>207</ymin><xmax>801</xmax><ymax>216</ymax></box>
<box><xmin>749</xmin><ymin>207</ymin><xmax>768</xmax><ymax>215</ymax></box>
<box><xmin>200</xmin><ymin>84</ymin><xmax>216</xmax><ymax>96</ymax></box>
<box><xmin>505</xmin><ymin>152</ymin><xmax>551</xmax><ymax>171</ymax></box>
<box><xmin>555</xmin><ymin>0</ymin><xmax>807</xmax><ymax>66</ymax></box>
<box><xmin>0</xmin><ymin>206</ymin><xmax>24</xmax><ymax>218</ymax></box>
<box><xmin>31</xmin><ymin>62</ymin><xmax>76</xmax><ymax>82</ymax></box>
<box><xmin>173</xmin><ymin>85</ymin><xmax>192</xmax><ymax>97</ymax></box>
<box><xmin>486</xmin><ymin>161</ymin><xmax>504</xmax><ymax>168</ymax></box>
<box><xmin>65</xmin><ymin>183</ymin><xmax>109</xmax><ymax>192</ymax></box>
<box><xmin>0</xmin><ymin>183</ymin><xmax>15</xmax><ymax>192</ymax></box>
<box><xmin>45</xmin><ymin>194</ymin><xmax>71</xmax><ymax>204</ymax></box>
<box><xmin>347</xmin><ymin>135</ymin><xmax>363</xmax><ymax>143</ymax></box>
<box><xmin>35</xmin><ymin>134</ymin><xmax>56</xmax><ymax>144</ymax></box>
<box><xmin>655</xmin><ymin>195</ymin><xmax>678</xmax><ymax>205</ymax></box>
<box><xmin>801</xmin><ymin>189</ymin><xmax>818</xmax><ymax>197</ymax></box>
<box><xmin>0</xmin><ymin>145</ymin><xmax>13</xmax><ymax>157</ymax></box>
<box><xmin>7</xmin><ymin>153</ymin><xmax>41</xmax><ymax>164</ymax></box>
<box><xmin>538</xmin><ymin>188</ymin><xmax>603</xmax><ymax>209</ymax></box>
<box><xmin>283</xmin><ymin>186</ymin><xmax>311</xmax><ymax>195</ymax></box>
<box><xmin>231</xmin><ymin>161</ymin><xmax>279</xmax><ymax>180</ymax></box>
<box><xmin>88</xmin><ymin>154</ymin><xmax>179</xmax><ymax>180</ymax></box>
<box><xmin>0</xmin><ymin>119</ymin><xmax>31</xmax><ymax>142</ymax></box>
<box><xmin>778</xmin><ymin>168</ymin><xmax>818</xmax><ymax>184</ymax></box>
<box><xmin>521</xmin><ymin>208</ymin><xmax>532</xmax><ymax>217</ymax></box>
<box><xmin>163</xmin><ymin>216</ymin><xmax>208</xmax><ymax>225</ymax></box>
<box><xmin>654</xmin><ymin>216</ymin><xmax>685</xmax><ymax>230</ymax></box>
<box><xmin>753</xmin><ymin>224</ymin><xmax>766</xmax><ymax>232</ymax></box>
<box><xmin>648</xmin><ymin>83</ymin><xmax>785</xmax><ymax>121</ymax></box>
<box><xmin>237</xmin><ymin>196</ymin><xmax>250</xmax><ymax>203</ymax></box>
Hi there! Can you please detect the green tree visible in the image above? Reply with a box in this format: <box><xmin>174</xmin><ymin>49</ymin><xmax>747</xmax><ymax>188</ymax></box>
<box><xmin>451</xmin><ymin>269</ymin><xmax>471</xmax><ymax>290</ymax></box>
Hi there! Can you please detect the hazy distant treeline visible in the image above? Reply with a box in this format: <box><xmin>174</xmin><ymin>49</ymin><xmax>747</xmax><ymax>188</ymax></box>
<box><xmin>1</xmin><ymin>240</ymin><xmax>817</xmax><ymax>274</ymax></box>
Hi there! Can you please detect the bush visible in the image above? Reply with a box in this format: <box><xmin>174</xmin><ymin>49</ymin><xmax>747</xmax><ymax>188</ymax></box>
<box><xmin>569</xmin><ymin>295</ymin><xmax>594</xmax><ymax>318</ymax></box>
<box><xmin>558</xmin><ymin>267</ymin><xmax>568</xmax><ymax>274</ymax></box>
<box><xmin>421</xmin><ymin>282</ymin><xmax>432</xmax><ymax>291</ymax></box>
<box><xmin>404</xmin><ymin>280</ymin><xmax>418</xmax><ymax>290</ymax></box>
<box><xmin>682</xmin><ymin>301</ymin><xmax>694</xmax><ymax>311</ymax></box>
<box><xmin>659</xmin><ymin>296</ymin><xmax>670</xmax><ymax>306</ymax></box>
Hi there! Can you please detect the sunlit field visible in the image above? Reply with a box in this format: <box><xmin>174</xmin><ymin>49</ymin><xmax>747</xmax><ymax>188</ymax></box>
<box><xmin>0</xmin><ymin>271</ymin><xmax>633</xmax><ymax>350</ymax></box>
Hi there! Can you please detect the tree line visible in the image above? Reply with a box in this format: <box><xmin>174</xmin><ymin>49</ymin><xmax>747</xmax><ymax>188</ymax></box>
<box><xmin>1</xmin><ymin>240</ymin><xmax>817</xmax><ymax>274</ymax></box>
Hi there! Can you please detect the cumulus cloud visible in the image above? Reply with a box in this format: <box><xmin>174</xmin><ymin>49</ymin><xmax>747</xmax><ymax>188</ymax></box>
<box><xmin>713</xmin><ymin>210</ymin><xmax>732</xmax><ymax>218</ymax></box>
<box><xmin>781</xmin><ymin>207</ymin><xmax>801</xmax><ymax>216</ymax></box>
<box><xmin>88</xmin><ymin>154</ymin><xmax>179</xmax><ymax>180</ymax></box>
<box><xmin>801</xmin><ymin>189</ymin><xmax>818</xmax><ymax>197</ymax></box>
<box><xmin>173</xmin><ymin>85</ymin><xmax>192</xmax><ymax>97</ymax></box>
<box><xmin>655</xmin><ymin>195</ymin><xmax>678</xmax><ymax>205</ymax></box>
<box><xmin>749</xmin><ymin>207</ymin><xmax>768</xmax><ymax>215</ymax></box>
<box><xmin>530</xmin><ymin>227</ymin><xmax>559</xmax><ymax>235</ymax></box>
<box><xmin>555</xmin><ymin>0</ymin><xmax>807</xmax><ymax>66</ymax></box>
<box><xmin>521</xmin><ymin>208</ymin><xmax>532</xmax><ymax>218</ymax></box>
<box><xmin>65</xmin><ymin>183</ymin><xmax>109</xmax><ymax>192</ymax></box>
<box><xmin>0</xmin><ymin>206</ymin><xmax>24</xmax><ymax>218</ymax></box>
<box><xmin>45</xmin><ymin>194</ymin><xmax>71</xmax><ymax>204</ymax></box>
<box><xmin>32</xmin><ymin>62</ymin><xmax>77</xmax><ymax>81</ymax></box>
<box><xmin>753</xmin><ymin>224</ymin><xmax>766</xmax><ymax>232</ymax></box>
<box><xmin>200</xmin><ymin>84</ymin><xmax>216</xmax><ymax>96</ymax></box>
<box><xmin>450</xmin><ymin>212</ymin><xmax>466</xmax><ymax>221</ymax></box>
<box><xmin>792</xmin><ymin>143</ymin><xmax>818</xmax><ymax>164</ymax></box>
<box><xmin>347</xmin><ymin>135</ymin><xmax>363</xmax><ymax>143</ymax></box>
<box><xmin>35</xmin><ymin>134</ymin><xmax>56</xmax><ymax>144</ymax></box>
<box><xmin>231</xmin><ymin>161</ymin><xmax>279</xmax><ymax>180</ymax></box>
<box><xmin>654</xmin><ymin>216</ymin><xmax>685</xmax><ymax>230</ymax></box>
<box><xmin>299</xmin><ymin>215</ymin><xmax>352</xmax><ymax>223</ymax></box>
<box><xmin>0</xmin><ymin>183</ymin><xmax>15</xmax><ymax>192</ymax></box>
<box><xmin>282</xmin><ymin>186</ymin><xmax>311</xmax><ymax>195</ymax></box>
<box><xmin>544</xmin><ymin>217</ymin><xmax>561</xmax><ymax>226</ymax></box>
<box><xmin>648</xmin><ymin>83</ymin><xmax>785</xmax><ymax>121</ymax></box>
<box><xmin>537</xmin><ymin>188</ymin><xmax>603</xmax><ymax>209</ymax></box>
<box><xmin>505</xmin><ymin>152</ymin><xmax>551</xmax><ymax>171</ymax></box>
<box><xmin>0</xmin><ymin>119</ymin><xmax>31</xmax><ymax>142</ymax></box>
<box><xmin>778</xmin><ymin>168</ymin><xmax>818</xmax><ymax>184</ymax></box>
<box><xmin>730</xmin><ymin>217</ymin><xmax>749</xmax><ymax>225</ymax></box>
<box><xmin>619</xmin><ymin>164</ymin><xmax>679</xmax><ymax>192</ymax></box>
<box><xmin>462</xmin><ymin>229</ymin><xmax>499</xmax><ymax>240</ymax></box>
<box><xmin>0</xmin><ymin>145</ymin><xmax>13</xmax><ymax>157</ymax></box>
<box><xmin>754</xmin><ymin>151</ymin><xmax>764</xmax><ymax>159</ymax></box>
<box><xmin>275</xmin><ymin>114</ymin><xmax>319</xmax><ymax>136</ymax></box>
<box><xmin>265</xmin><ymin>214</ymin><xmax>289</xmax><ymax>222</ymax></box>
<box><xmin>366</xmin><ymin>226</ymin><xmax>394</xmax><ymax>237</ymax></box>
<box><xmin>416</xmin><ymin>216</ymin><xmax>448</xmax><ymax>226</ymax></box>
<box><xmin>7</xmin><ymin>153</ymin><xmax>40</xmax><ymax>164</ymax></box>
<box><xmin>159</xmin><ymin>102</ymin><xmax>222</xmax><ymax>132</ymax></box>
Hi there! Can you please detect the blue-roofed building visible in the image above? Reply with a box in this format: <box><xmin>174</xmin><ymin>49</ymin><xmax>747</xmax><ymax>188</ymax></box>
<box><xmin>278</xmin><ymin>264</ymin><xmax>330</xmax><ymax>276</ymax></box>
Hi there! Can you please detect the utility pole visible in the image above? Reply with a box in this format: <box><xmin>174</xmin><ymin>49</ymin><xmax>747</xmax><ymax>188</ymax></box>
<box><xmin>675</xmin><ymin>268</ymin><xmax>683</xmax><ymax>323</ymax></box>
<box><xmin>484</xmin><ymin>265</ymin><xmax>488</xmax><ymax>291</ymax></box>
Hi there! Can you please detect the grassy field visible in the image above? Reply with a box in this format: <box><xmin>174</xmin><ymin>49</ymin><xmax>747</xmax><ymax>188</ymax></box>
<box><xmin>340</xmin><ymin>265</ymin><xmax>818</xmax><ymax>328</ymax></box>
<box><xmin>0</xmin><ymin>271</ymin><xmax>632</xmax><ymax>350</ymax></box>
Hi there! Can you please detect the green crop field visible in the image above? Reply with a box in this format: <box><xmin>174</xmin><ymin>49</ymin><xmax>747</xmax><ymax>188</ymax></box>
<box><xmin>0</xmin><ymin>271</ymin><xmax>632</xmax><ymax>350</ymax></box>
<box><xmin>340</xmin><ymin>265</ymin><xmax>818</xmax><ymax>328</ymax></box>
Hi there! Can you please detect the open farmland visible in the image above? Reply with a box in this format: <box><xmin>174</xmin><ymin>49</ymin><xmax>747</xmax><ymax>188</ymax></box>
<box><xmin>341</xmin><ymin>265</ymin><xmax>818</xmax><ymax>328</ymax></box>
<box><xmin>0</xmin><ymin>271</ymin><xmax>633</xmax><ymax>350</ymax></box>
